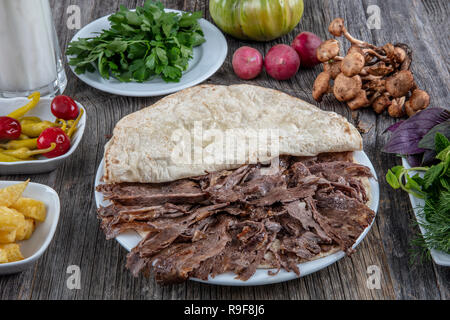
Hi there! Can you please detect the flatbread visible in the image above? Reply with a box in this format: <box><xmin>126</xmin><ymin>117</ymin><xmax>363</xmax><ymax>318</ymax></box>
<box><xmin>104</xmin><ymin>84</ymin><xmax>362</xmax><ymax>184</ymax></box>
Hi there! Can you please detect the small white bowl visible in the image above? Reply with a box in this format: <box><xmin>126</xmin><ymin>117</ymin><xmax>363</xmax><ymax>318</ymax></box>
<box><xmin>0</xmin><ymin>97</ymin><xmax>86</xmax><ymax>175</ymax></box>
<box><xmin>0</xmin><ymin>180</ymin><xmax>60</xmax><ymax>275</ymax></box>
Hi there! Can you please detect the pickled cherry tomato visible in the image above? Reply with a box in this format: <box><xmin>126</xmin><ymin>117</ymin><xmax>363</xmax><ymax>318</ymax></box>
<box><xmin>37</xmin><ymin>127</ymin><xmax>71</xmax><ymax>158</ymax></box>
<box><xmin>0</xmin><ymin>116</ymin><xmax>22</xmax><ymax>140</ymax></box>
<box><xmin>50</xmin><ymin>95</ymin><xmax>79</xmax><ymax>120</ymax></box>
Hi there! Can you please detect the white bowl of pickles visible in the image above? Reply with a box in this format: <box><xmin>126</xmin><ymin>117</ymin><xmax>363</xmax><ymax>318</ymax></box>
<box><xmin>0</xmin><ymin>180</ymin><xmax>60</xmax><ymax>275</ymax></box>
<box><xmin>0</xmin><ymin>93</ymin><xmax>86</xmax><ymax>175</ymax></box>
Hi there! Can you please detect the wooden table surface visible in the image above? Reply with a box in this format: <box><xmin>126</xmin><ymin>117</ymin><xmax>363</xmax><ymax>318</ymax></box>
<box><xmin>1</xmin><ymin>0</ymin><xmax>449</xmax><ymax>300</ymax></box>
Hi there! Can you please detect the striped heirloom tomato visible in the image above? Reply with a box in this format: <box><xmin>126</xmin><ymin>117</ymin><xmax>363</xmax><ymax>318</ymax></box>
<box><xmin>209</xmin><ymin>0</ymin><xmax>304</xmax><ymax>41</ymax></box>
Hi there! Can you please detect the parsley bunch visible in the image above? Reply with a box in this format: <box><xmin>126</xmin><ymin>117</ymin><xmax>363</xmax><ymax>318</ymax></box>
<box><xmin>386</xmin><ymin>132</ymin><xmax>450</xmax><ymax>259</ymax></box>
<box><xmin>67</xmin><ymin>0</ymin><xmax>205</xmax><ymax>83</ymax></box>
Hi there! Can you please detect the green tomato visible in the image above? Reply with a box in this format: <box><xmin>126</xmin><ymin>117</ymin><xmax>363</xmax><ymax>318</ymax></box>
<box><xmin>209</xmin><ymin>0</ymin><xmax>304</xmax><ymax>41</ymax></box>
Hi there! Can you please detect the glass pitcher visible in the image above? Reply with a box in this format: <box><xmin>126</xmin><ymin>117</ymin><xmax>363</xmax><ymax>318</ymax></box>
<box><xmin>0</xmin><ymin>0</ymin><xmax>67</xmax><ymax>98</ymax></box>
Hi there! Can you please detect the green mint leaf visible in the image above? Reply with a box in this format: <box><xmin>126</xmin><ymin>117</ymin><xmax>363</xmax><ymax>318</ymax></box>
<box><xmin>442</xmin><ymin>155</ymin><xmax>450</xmax><ymax>177</ymax></box>
<box><xmin>435</xmin><ymin>132</ymin><xmax>450</xmax><ymax>153</ymax></box>
<box><xmin>436</xmin><ymin>145</ymin><xmax>450</xmax><ymax>162</ymax></box>
<box><xmin>391</xmin><ymin>165</ymin><xmax>404</xmax><ymax>178</ymax></box>
<box><xmin>405</xmin><ymin>174</ymin><xmax>422</xmax><ymax>193</ymax></box>
<box><xmin>423</xmin><ymin>162</ymin><xmax>444</xmax><ymax>189</ymax></box>
<box><xmin>411</xmin><ymin>173</ymin><xmax>425</xmax><ymax>186</ymax></box>
<box><xmin>386</xmin><ymin>169</ymin><xmax>401</xmax><ymax>189</ymax></box>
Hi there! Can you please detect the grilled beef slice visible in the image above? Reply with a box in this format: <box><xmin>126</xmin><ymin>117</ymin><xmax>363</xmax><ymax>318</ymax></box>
<box><xmin>97</xmin><ymin>152</ymin><xmax>375</xmax><ymax>284</ymax></box>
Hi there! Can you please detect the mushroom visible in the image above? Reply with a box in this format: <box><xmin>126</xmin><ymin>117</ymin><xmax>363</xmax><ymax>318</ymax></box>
<box><xmin>394</xmin><ymin>43</ymin><xmax>412</xmax><ymax>70</ymax></box>
<box><xmin>385</xmin><ymin>70</ymin><xmax>415</xmax><ymax>98</ymax></box>
<box><xmin>316</xmin><ymin>39</ymin><xmax>340</xmax><ymax>62</ymax></box>
<box><xmin>382</xmin><ymin>43</ymin><xmax>396</xmax><ymax>60</ymax></box>
<box><xmin>328</xmin><ymin>18</ymin><xmax>345</xmax><ymax>37</ymax></box>
<box><xmin>404</xmin><ymin>89</ymin><xmax>430</xmax><ymax>116</ymax></box>
<box><xmin>312</xmin><ymin>17</ymin><xmax>429</xmax><ymax>118</ymax></box>
<box><xmin>363</xmin><ymin>61</ymin><xmax>394</xmax><ymax>77</ymax></box>
<box><xmin>312</xmin><ymin>71</ymin><xmax>331</xmax><ymax>102</ymax></box>
<box><xmin>347</xmin><ymin>89</ymin><xmax>370</xmax><ymax>110</ymax></box>
<box><xmin>362</xmin><ymin>77</ymin><xmax>386</xmax><ymax>92</ymax></box>
<box><xmin>372</xmin><ymin>93</ymin><xmax>391</xmax><ymax>114</ymax></box>
<box><xmin>323</xmin><ymin>60</ymin><xmax>342</xmax><ymax>79</ymax></box>
<box><xmin>328</xmin><ymin>18</ymin><xmax>378</xmax><ymax>50</ymax></box>
<box><xmin>333</xmin><ymin>73</ymin><xmax>362</xmax><ymax>102</ymax></box>
<box><xmin>388</xmin><ymin>97</ymin><xmax>406</xmax><ymax>117</ymax></box>
<box><xmin>394</xmin><ymin>46</ymin><xmax>407</xmax><ymax>64</ymax></box>
<box><xmin>347</xmin><ymin>45</ymin><xmax>365</xmax><ymax>56</ymax></box>
<box><xmin>341</xmin><ymin>52</ymin><xmax>365</xmax><ymax>77</ymax></box>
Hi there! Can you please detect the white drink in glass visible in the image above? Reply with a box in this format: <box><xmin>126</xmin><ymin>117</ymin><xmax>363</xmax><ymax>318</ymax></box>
<box><xmin>0</xmin><ymin>0</ymin><xmax>67</xmax><ymax>97</ymax></box>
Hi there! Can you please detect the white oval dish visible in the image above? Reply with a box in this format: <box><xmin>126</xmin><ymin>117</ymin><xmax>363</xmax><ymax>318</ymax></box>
<box><xmin>0</xmin><ymin>181</ymin><xmax>60</xmax><ymax>275</ymax></box>
<box><xmin>402</xmin><ymin>158</ymin><xmax>450</xmax><ymax>266</ymax></box>
<box><xmin>67</xmin><ymin>9</ymin><xmax>228</xmax><ymax>97</ymax></box>
<box><xmin>0</xmin><ymin>97</ymin><xmax>86</xmax><ymax>175</ymax></box>
<box><xmin>94</xmin><ymin>151</ymin><xmax>379</xmax><ymax>286</ymax></box>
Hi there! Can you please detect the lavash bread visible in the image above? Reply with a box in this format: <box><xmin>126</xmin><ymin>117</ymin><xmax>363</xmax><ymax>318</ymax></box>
<box><xmin>104</xmin><ymin>84</ymin><xmax>363</xmax><ymax>184</ymax></box>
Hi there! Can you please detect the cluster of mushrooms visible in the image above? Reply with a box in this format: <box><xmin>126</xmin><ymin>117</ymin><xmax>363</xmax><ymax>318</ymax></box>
<box><xmin>313</xmin><ymin>18</ymin><xmax>430</xmax><ymax>117</ymax></box>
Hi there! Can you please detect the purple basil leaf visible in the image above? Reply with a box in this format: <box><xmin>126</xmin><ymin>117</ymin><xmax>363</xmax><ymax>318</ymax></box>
<box><xmin>382</xmin><ymin>108</ymin><xmax>450</xmax><ymax>155</ymax></box>
<box><xmin>421</xmin><ymin>149</ymin><xmax>442</xmax><ymax>166</ymax></box>
<box><xmin>384</xmin><ymin>120</ymin><xmax>404</xmax><ymax>133</ymax></box>
<box><xmin>418</xmin><ymin>120</ymin><xmax>450</xmax><ymax>150</ymax></box>
<box><xmin>407</xmin><ymin>154</ymin><xmax>422</xmax><ymax>167</ymax></box>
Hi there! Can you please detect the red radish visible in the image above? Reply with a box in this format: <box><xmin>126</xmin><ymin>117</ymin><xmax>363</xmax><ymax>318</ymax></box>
<box><xmin>37</xmin><ymin>127</ymin><xmax>71</xmax><ymax>158</ymax></box>
<box><xmin>0</xmin><ymin>116</ymin><xmax>21</xmax><ymax>140</ymax></box>
<box><xmin>292</xmin><ymin>32</ymin><xmax>322</xmax><ymax>68</ymax></box>
<box><xmin>264</xmin><ymin>44</ymin><xmax>300</xmax><ymax>80</ymax></box>
<box><xmin>232</xmin><ymin>46</ymin><xmax>263</xmax><ymax>80</ymax></box>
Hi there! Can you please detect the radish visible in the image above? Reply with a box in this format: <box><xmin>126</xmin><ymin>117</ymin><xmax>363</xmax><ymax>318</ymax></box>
<box><xmin>232</xmin><ymin>46</ymin><xmax>263</xmax><ymax>80</ymax></box>
<box><xmin>291</xmin><ymin>32</ymin><xmax>322</xmax><ymax>68</ymax></box>
<box><xmin>264</xmin><ymin>44</ymin><xmax>300</xmax><ymax>80</ymax></box>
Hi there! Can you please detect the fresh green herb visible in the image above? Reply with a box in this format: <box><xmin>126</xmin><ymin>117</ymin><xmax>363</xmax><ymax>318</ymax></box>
<box><xmin>66</xmin><ymin>0</ymin><xmax>205</xmax><ymax>83</ymax></box>
<box><xmin>386</xmin><ymin>132</ymin><xmax>450</xmax><ymax>259</ymax></box>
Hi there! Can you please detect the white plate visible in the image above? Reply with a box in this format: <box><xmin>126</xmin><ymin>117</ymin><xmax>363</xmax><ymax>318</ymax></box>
<box><xmin>94</xmin><ymin>151</ymin><xmax>379</xmax><ymax>286</ymax></box>
<box><xmin>402</xmin><ymin>158</ymin><xmax>450</xmax><ymax>266</ymax></box>
<box><xmin>67</xmin><ymin>9</ymin><xmax>228</xmax><ymax>97</ymax></box>
<box><xmin>0</xmin><ymin>97</ymin><xmax>86</xmax><ymax>175</ymax></box>
<box><xmin>0</xmin><ymin>181</ymin><xmax>60</xmax><ymax>275</ymax></box>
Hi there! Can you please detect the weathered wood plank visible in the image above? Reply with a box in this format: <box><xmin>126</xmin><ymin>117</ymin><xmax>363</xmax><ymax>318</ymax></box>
<box><xmin>361</xmin><ymin>0</ymin><xmax>449</xmax><ymax>300</ymax></box>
